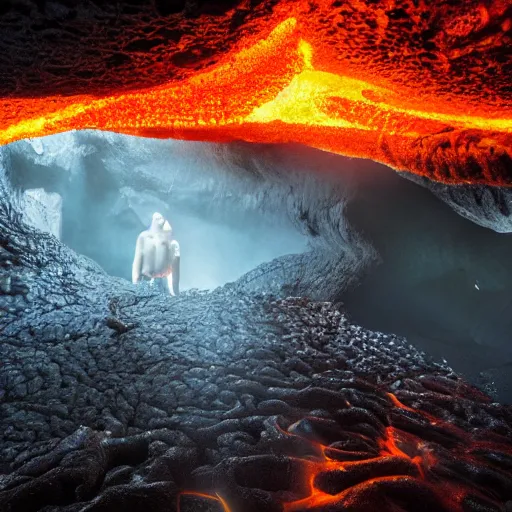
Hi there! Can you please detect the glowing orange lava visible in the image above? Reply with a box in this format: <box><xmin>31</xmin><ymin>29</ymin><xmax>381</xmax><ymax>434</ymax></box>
<box><xmin>0</xmin><ymin>0</ymin><xmax>510</xmax><ymax>185</ymax></box>
<box><xmin>276</xmin><ymin>393</ymin><xmax>512</xmax><ymax>511</ymax></box>
<box><xmin>178</xmin><ymin>491</ymin><xmax>231</xmax><ymax>512</ymax></box>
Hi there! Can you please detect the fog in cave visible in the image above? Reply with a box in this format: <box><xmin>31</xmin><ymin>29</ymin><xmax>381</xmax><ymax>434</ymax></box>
<box><xmin>59</xmin><ymin>187</ymin><xmax>308</xmax><ymax>292</ymax></box>
<box><xmin>343</xmin><ymin>168</ymin><xmax>512</xmax><ymax>403</ymax></box>
<box><xmin>3</xmin><ymin>131</ymin><xmax>512</xmax><ymax>403</ymax></box>
<box><xmin>8</xmin><ymin>134</ymin><xmax>309</xmax><ymax>292</ymax></box>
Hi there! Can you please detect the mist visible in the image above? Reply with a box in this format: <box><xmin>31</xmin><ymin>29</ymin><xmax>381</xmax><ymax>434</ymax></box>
<box><xmin>9</xmin><ymin>133</ymin><xmax>309</xmax><ymax>291</ymax></box>
<box><xmin>4</xmin><ymin>131</ymin><xmax>512</xmax><ymax>403</ymax></box>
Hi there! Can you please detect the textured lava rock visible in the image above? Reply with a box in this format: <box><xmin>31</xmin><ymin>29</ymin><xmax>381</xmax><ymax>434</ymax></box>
<box><xmin>0</xmin><ymin>0</ymin><xmax>510</xmax><ymax>190</ymax></box>
<box><xmin>1</xmin><ymin>143</ymin><xmax>512</xmax><ymax>511</ymax></box>
<box><xmin>0</xmin><ymin>0</ymin><xmax>509</xmax><ymax>108</ymax></box>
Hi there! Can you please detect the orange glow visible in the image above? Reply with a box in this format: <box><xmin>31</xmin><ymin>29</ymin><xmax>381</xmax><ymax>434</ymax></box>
<box><xmin>178</xmin><ymin>491</ymin><xmax>232</xmax><ymax>512</ymax></box>
<box><xmin>1</xmin><ymin>0</ymin><xmax>510</xmax><ymax>186</ymax></box>
<box><xmin>386</xmin><ymin>392</ymin><xmax>417</xmax><ymax>414</ymax></box>
<box><xmin>281</xmin><ymin>423</ymin><xmax>439</xmax><ymax>511</ymax></box>
<box><xmin>173</xmin><ymin>392</ymin><xmax>511</xmax><ymax>511</ymax></box>
<box><xmin>278</xmin><ymin>393</ymin><xmax>511</xmax><ymax>511</ymax></box>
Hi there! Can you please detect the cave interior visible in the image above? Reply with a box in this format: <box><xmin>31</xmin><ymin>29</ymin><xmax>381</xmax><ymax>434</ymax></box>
<box><xmin>1</xmin><ymin>1</ymin><xmax>512</xmax><ymax>512</ymax></box>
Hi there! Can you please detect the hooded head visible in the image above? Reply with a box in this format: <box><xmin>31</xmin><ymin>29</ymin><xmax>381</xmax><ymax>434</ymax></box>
<box><xmin>151</xmin><ymin>212</ymin><xmax>165</xmax><ymax>230</ymax></box>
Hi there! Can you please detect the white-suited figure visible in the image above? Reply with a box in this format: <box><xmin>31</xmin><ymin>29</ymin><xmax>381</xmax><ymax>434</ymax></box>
<box><xmin>132</xmin><ymin>213</ymin><xmax>180</xmax><ymax>295</ymax></box>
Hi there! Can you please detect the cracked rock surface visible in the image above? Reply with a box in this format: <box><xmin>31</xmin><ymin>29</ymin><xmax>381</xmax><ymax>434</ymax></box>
<box><xmin>1</xmin><ymin>154</ymin><xmax>512</xmax><ymax>511</ymax></box>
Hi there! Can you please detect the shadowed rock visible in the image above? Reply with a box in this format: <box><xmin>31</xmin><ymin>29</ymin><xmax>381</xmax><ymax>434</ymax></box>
<box><xmin>1</xmin><ymin>143</ymin><xmax>512</xmax><ymax>511</ymax></box>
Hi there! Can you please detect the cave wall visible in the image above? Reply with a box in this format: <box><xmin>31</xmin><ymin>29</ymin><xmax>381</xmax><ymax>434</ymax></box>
<box><xmin>3</xmin><ymin>132</ymin><xmax>512</xmax><ymax>401</ymax></box>
<box><xmin>401</xmin><ymin>173</ymin><xmax>512</xmax><ymax>234</ymax></box>
<box><xmin>20</xmin><ymin>188</ymin><xmax>62</xmax><ymax>239</ymax></box>
<box><xmin>344</xmin><ymin>164</ymin><xmax>512</xmax><ymax>402</ymax></box>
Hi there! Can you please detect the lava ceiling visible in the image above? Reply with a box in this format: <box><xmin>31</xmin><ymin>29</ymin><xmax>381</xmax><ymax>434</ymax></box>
<box><xmin>0</xmin><ymin>0</ymin><xmax>511</xmax><ymax>186</ymax></box>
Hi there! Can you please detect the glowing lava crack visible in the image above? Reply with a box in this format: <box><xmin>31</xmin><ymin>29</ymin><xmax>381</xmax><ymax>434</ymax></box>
<box><xmin>173</xmin><ymin>389</ymin><xmax>512</xmax><ymax>512</ymax></box>
<box><xmin>1</xmin><ymin>287</ymin><xmax>512</xmax><ymax>511</ymax></box>
<box><xmin>1</xmin><ymin>0</ymin><xmax>511</xmax><ymax>186</ymax></box>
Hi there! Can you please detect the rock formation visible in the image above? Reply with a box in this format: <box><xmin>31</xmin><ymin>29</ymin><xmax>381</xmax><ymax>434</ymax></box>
<box><xmin>1</xmin><ymin>1</ymin><xmax>512</xmax><ymax>510</ymax></box>
<box><xmin>2</xmin><ymin>137</ymin><xmax>512</xmax><ymax>511</ymax></box>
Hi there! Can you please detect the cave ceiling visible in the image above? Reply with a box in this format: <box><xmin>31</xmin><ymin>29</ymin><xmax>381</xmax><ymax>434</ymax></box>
<box><xmin>0</xmin><ymin>0</ymin><xmax>510</xmax><ymax>186</ymax></box>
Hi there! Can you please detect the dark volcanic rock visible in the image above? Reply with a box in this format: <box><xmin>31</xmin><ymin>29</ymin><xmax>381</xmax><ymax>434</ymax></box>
<box><xmin>401</xmin><ymin>172</ymin><xmax>512</xmax><ymax>233</ymax></box>
<box><xmin>1</xmin><ymin>143</ymin><xmax>512</xmax><ymax>511</ymax></box>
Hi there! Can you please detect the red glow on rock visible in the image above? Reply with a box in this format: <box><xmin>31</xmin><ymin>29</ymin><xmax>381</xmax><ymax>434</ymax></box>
<box><xmin>273</xmin><ymin>392</ymin><xmax>512</xmax><ymax>511</ymax></box>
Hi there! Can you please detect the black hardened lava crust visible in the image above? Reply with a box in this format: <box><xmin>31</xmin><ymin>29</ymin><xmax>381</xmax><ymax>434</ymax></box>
<box><xmin>1</xmin><ymin>175</ymin><xmax>512</xmax><ymax>512</ymax></box>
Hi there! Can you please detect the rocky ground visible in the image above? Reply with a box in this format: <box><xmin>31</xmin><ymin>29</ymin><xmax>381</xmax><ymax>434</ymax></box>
<box><xmin>1</xmin><ymin>172</ymin><xmax>512</xmax><ymax>512</ymax></box>
<box><xmin>1</xmin><ymin>0</ymin><xmax>511</xmax><ymax>508</ymax></box>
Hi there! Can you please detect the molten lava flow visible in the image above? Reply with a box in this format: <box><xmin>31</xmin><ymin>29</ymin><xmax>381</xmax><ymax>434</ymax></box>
<box><xmin>0</xmin><ymin>0</ymin><xmax>511</xmax><ymax>185</ymax></box>
<box><xmin>268</xmin><ymin>392</ymin><xmax>512</xmax><ymax>512</ymax></box>
<box><xmin>280</xmin><ymin>424</ymin><xmax>439</xmax><ymax>511</ymax></box>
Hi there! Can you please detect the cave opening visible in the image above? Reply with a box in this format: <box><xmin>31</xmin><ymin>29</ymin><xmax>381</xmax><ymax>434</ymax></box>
<box><xmin>2</xmin><ymin>131</ymin><xmax>512</xmax><ymax>511</ymax></box>
<box><xmin>3</xmin><ymin>129</ymin><xmax>512</xmax><ymax>407</ymax></box>
<box><xmin>6</xmin><ymin>132</ymin><xmax>309</xmax><ymax>292</ymax></box>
